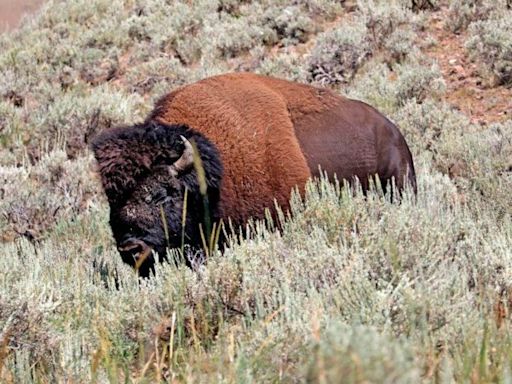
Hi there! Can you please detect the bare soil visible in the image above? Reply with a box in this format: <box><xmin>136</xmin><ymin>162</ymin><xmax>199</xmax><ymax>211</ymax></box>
<box><xmin>420</xmin><ymin>5</ymin><xmax>511</xmax><ymax>125</ymax></box>
<box><xmin>0</xmin><ymin>0</ymin><xmax>44</xmax><ymax>32</ymax></box>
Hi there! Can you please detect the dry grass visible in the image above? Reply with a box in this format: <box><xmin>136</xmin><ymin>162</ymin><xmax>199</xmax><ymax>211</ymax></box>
<box><xmin>0</xmin><ymin>0</ymin><xmax>511</xmax><ymax>382</ymax></box>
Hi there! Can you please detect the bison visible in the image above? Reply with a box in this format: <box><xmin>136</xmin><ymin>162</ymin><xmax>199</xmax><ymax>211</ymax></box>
<box><xmin>92</xmin><ymin>73</ymin><xmax>416</xmax><ymax>276</ymax></box>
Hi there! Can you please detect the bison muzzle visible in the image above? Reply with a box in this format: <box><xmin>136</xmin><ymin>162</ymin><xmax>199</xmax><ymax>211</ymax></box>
<box><xmin>91</xmin><ymin>73</ymin><xmax>416</xmax><ymax>277</ymax></box>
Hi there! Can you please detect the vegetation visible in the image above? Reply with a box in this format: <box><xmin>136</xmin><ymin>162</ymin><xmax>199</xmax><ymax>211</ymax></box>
<box><xmin>446</xmin><ymin>0</ymin><xmax>509</xmax><ymax>33</ymax></box>
<box><xmin>466</xmin><ymin>15</ymin><xmax>512</xmax><ymax>86</ymax></box>
<box><xmin>0</xmin><ymin>0</ymin><xmax>511</xmax><ymax>382</ymax></box>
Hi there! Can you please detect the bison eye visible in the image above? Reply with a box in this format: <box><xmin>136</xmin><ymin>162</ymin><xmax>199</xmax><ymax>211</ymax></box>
<box><xmin>148</xmin><ymin>188</ymin><xmax>169</xmax><ymax>205</ymax></box>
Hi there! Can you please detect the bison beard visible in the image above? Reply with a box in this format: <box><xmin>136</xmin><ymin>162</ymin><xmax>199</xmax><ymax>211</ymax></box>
<box><xmin>91</xmin><ymin>73</ymin><xmax>417</xmax><ymax>277</ymax></box>
<box><xmin>92</xmin><ymin>122</ymin><xmax>223</xmax><ymax>277</ymax></box>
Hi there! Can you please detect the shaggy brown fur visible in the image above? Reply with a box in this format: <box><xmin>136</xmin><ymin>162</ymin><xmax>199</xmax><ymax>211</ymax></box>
<box><xmin>92</xmin><ymin>73</ymin><xmax>416</xmax><ymax>276</ymax></box>
<box><xmin>150</xmin><ymin>73</ymin><xmax>416</xmax><ymax>223</ymax></box>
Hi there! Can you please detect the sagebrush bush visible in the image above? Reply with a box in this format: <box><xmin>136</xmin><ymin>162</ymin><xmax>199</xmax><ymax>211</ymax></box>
<box><xmin>446</xmin><ymin>0</ymin><xmax>509</xmax><ymax>33</ymax></box>
<box><xmin>297</xmin><ymin>0</ymin><xmax>343</xmax><ymax>16</ymax></box>
<box><xmin>433</xmin><ymin>121</ymin><xmax>512</xmax><ymax>220</ymax></box>
<box><xmin>308</xmin><ymin>20</ymin><xmax>371</xmax><ymax>84</ymax></box>
<box><xmin>1</xmin><ymin>0</ymin><xmax>511</xmax><ymax>381</ymax></box>
<box><xmin>207</xmin><ymin>2</ymin><xmax>322</xmax><ymax>58</ymax></box>
<box><xmin>0</xmin><ymin>101</ymin><xmax>24</xmax><ymax>165</ymax></box>
<box><xmin>124</xmin><ymin>56</ymin><xmax>190</xmax><ymax>96</ymax></box>
<box><xmin>396</xmin><ymin>100</ymin><xmax>512</xmax><ymax>220</ymax></box>
<box><xmin>29</xmin><ymin>86</ymin><xmax>146</xmax><ymax>161</ymax></box>
<box><xmin>466</xmin><ymin>14</ymin><xmax>512</xmax><ymax>86</ymax></box>
<box><xmin>308</xmin><ymin>2</ymin><xmax>424</xmax><ymax>85</ymax></box>
<box><xmin>255</xmin><ymin>48</ymin><xmax>309</xmax><ymax>82</ymax></box>
<box><xmin>0</xmin><ymin>151</ymin><xmax>100</xmax><ymax>242</ymax></box>
<box><xmin>358</xmin><ymin>1</ymin><xmax>416</xmax><ymax>49</ymax></box>
<box><xmin>348</xmin><ymin>56</ymin><xmax>445</xmax><ymax>114</ymax></box>
<box><xmin>1</xmin><ymin>174</ymin><xmax>511</xmax><ymax>381</ymax></box>
<box><xmin>205</xmin><ymin>14</ymin><xmax>263</xmax><ymax>58</ymax></box>
<box><xmin>382</xmin><ymin>28</ymin><xmax>418</xmax><ymax>64</ymax></box>
<box><xmin>262</xmin><ymin>5</ymin><xmax>315</xmax><ymax>45</ymax></box>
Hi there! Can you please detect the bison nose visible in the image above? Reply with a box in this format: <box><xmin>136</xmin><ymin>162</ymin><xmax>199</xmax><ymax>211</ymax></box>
<box><xmin>118</xmin><ymin>238</ymin><xmax>152</xmax><ymax>262</ymax></box>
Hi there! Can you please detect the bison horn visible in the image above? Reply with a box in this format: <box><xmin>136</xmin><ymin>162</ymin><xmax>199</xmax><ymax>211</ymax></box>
<box><xmin>169</xmin><ymin>136</ymin><xmax>194</xmax><ymax>176</ymax></box>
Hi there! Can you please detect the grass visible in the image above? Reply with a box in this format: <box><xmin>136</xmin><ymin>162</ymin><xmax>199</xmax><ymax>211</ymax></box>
<box><xmin>0</xmin><ymin>0</ymin><xmax>511</xmax><ymax>382</ymax></box>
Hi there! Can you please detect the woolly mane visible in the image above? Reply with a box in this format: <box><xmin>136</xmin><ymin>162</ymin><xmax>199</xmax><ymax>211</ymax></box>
<box><xmin>91</xmin><ymin>121</ymin><xmax>223</xmax><ymax>206</ymax></box>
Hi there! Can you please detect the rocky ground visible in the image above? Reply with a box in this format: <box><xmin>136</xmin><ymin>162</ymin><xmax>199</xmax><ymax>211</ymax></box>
<box><xmin>421</xmin><ymin>3</ymin><xmax>511</xmax><ymax>125</ymax></box>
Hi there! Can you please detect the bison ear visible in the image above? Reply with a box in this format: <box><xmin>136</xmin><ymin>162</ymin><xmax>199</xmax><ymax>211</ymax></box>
<box><xmin>168</xmin><ymin>136</ymin><xmax>195</xmax><ymax>176</ymax></box>
<box><xmin>91</xmin><ymin>126</ymin><xmax>152</xmax><ymax>202</ymax></box>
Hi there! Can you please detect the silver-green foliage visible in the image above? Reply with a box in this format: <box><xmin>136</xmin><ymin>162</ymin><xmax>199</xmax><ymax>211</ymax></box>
<box><xmin>308</xmin><ymin>19</ymin><xmax>371</xmax><ymax>85</ymax></box>
<box><xmin>1</xmin><ymin>0</ymin><xmax>512</xmax><ymax>382</ymax></box>
<box><xmin>308</xmin><ymin>2</ymin><xmax>420</xmax><ymax>85</ymax></box>
<box><xmin>347</xmin><ymin>56</ymin><xmax>445</xmax><ymax>114</ymax></box>
<box><xmin>447</xmin><ymin>0</ymin><xmax>509</xmax><ymax>33</ymax></box>
<box><xmin>466</xmin><ymin>13</ymin><xmax>512</xmax><ymax>86</ymax></box>
<box><xmin>0</xmin><ymin>0</ymin><xmax>343</xmax><ymax>165</ymax></box>
<box><xmin>1</xmin><ymin>173</ymin><xmax>511</xmax><ymax>381</ymax></box>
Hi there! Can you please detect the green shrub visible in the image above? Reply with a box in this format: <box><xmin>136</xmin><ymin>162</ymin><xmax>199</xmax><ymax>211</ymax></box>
<box><xmin>308</xmin><ymin>20</ymin><xmax>371</xmax><ymax>84</ymax></box>
<box><xmin>0</xmin><ymin>101</ymin><xmax>25</xmax><ymax>165</ymax></box>
<box><xmin>447</xmin><ymin>0</ymin><xmax>509</xmax><ymax>33</ymax></box>
<box><xmin>262</xmin><ymin>5</ymin><xmax>314</xmax><ymax>45</ymax></box>
<box><xmin>30</xmin><ymin>86</ymin><xmax>146</xmax><ymax>160</ymax></box>
<box><xmin>348</xmin><ymin>56</ymin><xmax>445</xmax><ymax>114</ymax></box>
<box><xmin>305</xmin><ymin>323</ymin><xmax>420</xmax><ymax>382</ymax></box>
<box><xmin>295</xmin><ymin>0</ymin><xmax>343</xmax><ymax>17</ymax></box>
<box><xmin>358</xmin><ymin>1</ymin><xmax>415</xmax><ymax>48</ymax></box>
<box><xmin>207</xmin><ymin>4</ymin><xmax>315</xmax><ymax>59</ymax></box>
<box><xmin>1</xmin><ymin>173</ymin><xmax>511</xmax><ymax>381</ymax></box>
<box><xmin>206</xmin><ymin>13</ymin><xmax>267</xmax><ymax>58</ymax></box>
<box><xmin>124</xmin><ymin>57</ymin><xmax>190</xmax><ymax>96</ymax></box>
<box><xmin>466</xmin><ymin>14</ymin><xmax>512</xmax><ymax>86</ymax></box>
<box><xmin>433</xmin><ymin>120</ymin><xmax>512</xmax><ymax>219</ymax></box>
<box><xmin>0</xmin><ymin>150</ymin><xmax>101</xmax><ymax>241</ymax></box>
<box><xmin>394</xmin><ymin>99</ymin><xmax>468</xmax><ymax>156</ymax></box>
<box><xmin>396</xmin><ymin>99</ymin><xmax>511</xmax><ymax>220</ymax></box>
<box><xmin>307</xmin><ymin>3</ymin><xmax>421</xmax><ymax>85</ymax></box>
<box><xmin>255</xmin><ymin>49</ymin><xmax>309</xmax><ymax>82</ymax></box>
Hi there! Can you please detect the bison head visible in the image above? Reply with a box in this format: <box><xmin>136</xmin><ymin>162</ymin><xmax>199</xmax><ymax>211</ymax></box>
<box><xmin>91</xmin><ymin>121</ymin><xmax>223</xmax><ymax>277</ymax></box>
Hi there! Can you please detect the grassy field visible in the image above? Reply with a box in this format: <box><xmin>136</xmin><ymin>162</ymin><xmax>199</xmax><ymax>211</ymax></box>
<box><xmin>0</xmin><ymin>0</ymin><xmax>511</xmax><ymax>382</ymax></box>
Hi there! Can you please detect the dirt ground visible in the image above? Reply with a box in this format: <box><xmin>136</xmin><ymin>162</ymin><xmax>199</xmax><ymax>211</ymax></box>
<box><xmin>0</xmin><ymin>0</ymin><xmax>44</xmax><ymax>32</ymax></box>
<box><xmin>420</xmin><ymin>5</ymin><xmax>511</xmax><ymax>125</ymax></box>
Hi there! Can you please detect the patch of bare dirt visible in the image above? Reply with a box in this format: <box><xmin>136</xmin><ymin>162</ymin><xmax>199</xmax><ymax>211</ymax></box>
<box><xmin>420</xmin><ymin>5</ymin><xmax>511</xmax><ymax>125</ymax></box>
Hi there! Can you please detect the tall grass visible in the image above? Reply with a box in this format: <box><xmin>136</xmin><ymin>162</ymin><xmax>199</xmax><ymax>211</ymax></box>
<box><xmin>0</xmin><ymin>0</ymin><xmax>511</xmax><ymax>382</ymax></box>
<box><xmin>0</xmin><ymin>174</ymin><xmax>511</xmax><ymax>382</ymax></box>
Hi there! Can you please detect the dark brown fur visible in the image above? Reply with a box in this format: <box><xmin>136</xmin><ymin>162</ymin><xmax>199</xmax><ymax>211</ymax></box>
<box><xmin>92</xmin><ymin>73</ymin><xmax>416</xmax><ymax>276</ymax></box>
<box><xmin>150</xmin><ymin>73</ymin><xmax>416</xmax><ymax>221</ymax></box>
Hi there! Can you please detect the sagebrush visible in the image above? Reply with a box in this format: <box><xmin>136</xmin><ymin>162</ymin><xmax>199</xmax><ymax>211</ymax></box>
<box><xmin>0</xmin><ymin>0</ymin><xmax>511</xmax><ymax>382</ymax></box>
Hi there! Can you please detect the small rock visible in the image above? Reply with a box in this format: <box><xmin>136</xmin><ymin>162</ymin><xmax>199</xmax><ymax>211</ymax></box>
<box><xmin>449</xmin><ymin>160</ymin><xmax>466</xmax><ymax>179</ymax></box>
<box><xmin>449</xmin><ymin>58</ymin><xmax>457</xmax><ymax>65</ymax></box>
<box><xmin>453</xmin><ymin>65</ymin><xmax>465</xmax><ymax>74</ymax></box>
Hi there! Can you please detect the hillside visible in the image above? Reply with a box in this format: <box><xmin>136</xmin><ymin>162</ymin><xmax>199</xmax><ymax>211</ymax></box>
<box><xmin>0</xmin><ymin>0</ymin><xmax>44</xmax><ymax>32</ymax></box>
<box><xmin>0</xmin><ymin>0</ymin><xmax>511</xmax><ymax>382</ymax></box>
